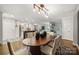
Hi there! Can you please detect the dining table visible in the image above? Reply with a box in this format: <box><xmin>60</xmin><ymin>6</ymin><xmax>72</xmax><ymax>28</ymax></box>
<box><xmin>22</xmin><ymin>36</ymin><xmax>52</xmax><ymax>55</ymax></box>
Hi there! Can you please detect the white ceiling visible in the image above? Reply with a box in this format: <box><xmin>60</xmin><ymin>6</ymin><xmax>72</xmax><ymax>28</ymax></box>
<box><xmin>0</xmin><ymin>4</ymin><xmax>78</xmax><ymax>24</ymax></box>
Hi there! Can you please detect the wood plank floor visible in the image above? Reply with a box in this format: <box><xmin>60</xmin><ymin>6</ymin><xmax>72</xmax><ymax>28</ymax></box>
<box><xmin>61</xmin><ymin>39</ymin><xmax>79</xmax><ymax>55</ymax></box>
<box><xmin>0</xmin><ymin>39</ymin><xmax>79</xmax><ymax>55</ymax></box>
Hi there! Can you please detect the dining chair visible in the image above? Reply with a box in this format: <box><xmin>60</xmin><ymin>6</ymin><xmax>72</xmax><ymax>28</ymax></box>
<box><xmin>46</xmin><ymin>32</ymin><xmax>57</xmax><ymax>47</ymax></box>
<box><xmin>47</xmin><ymin>34</ymin><xmax>57</xmax><ymax>47</ymax></box>
<box><xmin>7</xmin><ymin>41</ymin><xmax>29</xmax><ymax>55</ymax></box>
<box><xmin>49</xmin><ymin>35</ymin><xmax>62</xmax><ymax>47</ymax></box>
<box><xmin>41</xmin><ymin>35</ymin><xmax>62</xmax><ymax>55</ymax></box>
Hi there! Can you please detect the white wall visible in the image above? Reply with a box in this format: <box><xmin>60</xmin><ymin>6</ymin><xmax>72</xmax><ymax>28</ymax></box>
<box><xmin>72</xmin><ymin>6</ymin><xmax>79</xmax><ymax>45</ymax></box>
<box><xmin>0</xmin><ymin>12</ymin><xmax>2</xmax><ymax>43</ymax></box>
<box><xmin>62</xmin><ymin>15</ymin><xmax>73</xmax><ymax>41</ymax></box>
<box><xmin>3</xmin><ymin>17</ymin><xmax>17</xmax><ymax>41</ymax></box>
<box><xmin>73</xmin><ymin>12</ymin><xmax>78</xmax><ymax>45</ymax></box>
<box><xmin>61</xmin><ymin>6</ymin><xmax>79</xmax><ymax>45</ymax></box>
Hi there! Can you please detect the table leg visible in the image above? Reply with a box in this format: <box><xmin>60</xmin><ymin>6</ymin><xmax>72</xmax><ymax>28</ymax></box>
<box><xmin>30</xmin><ymin>46</ymin><xmax>41</xmax><ymax>55</ymax></box>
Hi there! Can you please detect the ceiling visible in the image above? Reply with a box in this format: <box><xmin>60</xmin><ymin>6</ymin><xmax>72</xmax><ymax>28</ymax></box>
<box><xmin>0</xmin><ymin>4</ymin><xmax>78</xmax><ymax>24</ymax></box>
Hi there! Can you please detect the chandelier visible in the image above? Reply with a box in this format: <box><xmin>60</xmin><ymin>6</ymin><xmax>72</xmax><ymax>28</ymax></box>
<box><xmin>33</xmin><ymin>4</ymin><xmax>48</xmax><ymax>18</ymax></box>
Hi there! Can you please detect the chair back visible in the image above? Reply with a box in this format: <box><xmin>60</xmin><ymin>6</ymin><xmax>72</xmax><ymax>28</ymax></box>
<box><xmin>7</xmin><ymin>41</ymin><xmax>15</xmax><ymax>55</ymax></box>
<box><xmin>52</xmin><ymin>35</ymin><xmax>62</xmax><ymax>54</ymax></box>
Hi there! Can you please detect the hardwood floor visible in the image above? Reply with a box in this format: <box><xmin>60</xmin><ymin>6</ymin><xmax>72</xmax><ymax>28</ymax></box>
<box><xmin>0</xmin><ymin>39</ymin><xmax>79</xmax><ymax>55</ymax></box>
<box><xmin>61</xmin><ymin>39</ymin><xmax>79</xmax><ymax>55</ymax></box>
<box><xmin>0</xmin><ymin>40</ymin><xmax>25</xmax><ymax>55</ymax></box>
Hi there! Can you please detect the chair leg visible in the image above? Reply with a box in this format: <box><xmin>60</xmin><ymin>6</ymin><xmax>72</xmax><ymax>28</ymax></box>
<box><xmin>27</xmin><ymin>46</ymin><xmax>30</xmax><ymax>55</ymax></box>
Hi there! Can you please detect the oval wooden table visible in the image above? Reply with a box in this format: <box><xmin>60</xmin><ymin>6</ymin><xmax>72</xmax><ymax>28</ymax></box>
<box><xmin>23</xmin><ymin>37</ymin><xmax>52</xmax><ymax>55</ymax></box>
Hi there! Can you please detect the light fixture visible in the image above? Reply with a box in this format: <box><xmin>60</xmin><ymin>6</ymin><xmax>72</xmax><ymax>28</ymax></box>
<box><xmin>33</xmin><ymin>4</ymin><xmax>48</xmax><ymax>18</ymax></box>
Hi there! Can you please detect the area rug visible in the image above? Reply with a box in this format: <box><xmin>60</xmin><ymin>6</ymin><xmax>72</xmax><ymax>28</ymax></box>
<box><xmin>55</xmin><ymin>46</ymin><xmax>77</xmax><ymax>55</ymax></box>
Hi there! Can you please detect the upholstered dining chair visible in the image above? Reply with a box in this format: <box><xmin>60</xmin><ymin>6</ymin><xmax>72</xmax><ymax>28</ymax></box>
<box><xmin>48</xmin><ymin>35</ymin><xmax>62</xmax><ymax>48</ymax></box>
<box><xmin>7</xmin><ymin>41</ymin><xmax>29</xmax><ymax>55</ymax></box>
<box><xmin>41</xmin><ymin>35</ymin><xmax>62</xmax><ymax>55</ymax></box>
<box><xmin>46</xmin><ymin>32</ymin><xmax>57</xmax><ymax>47</ymax></box>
